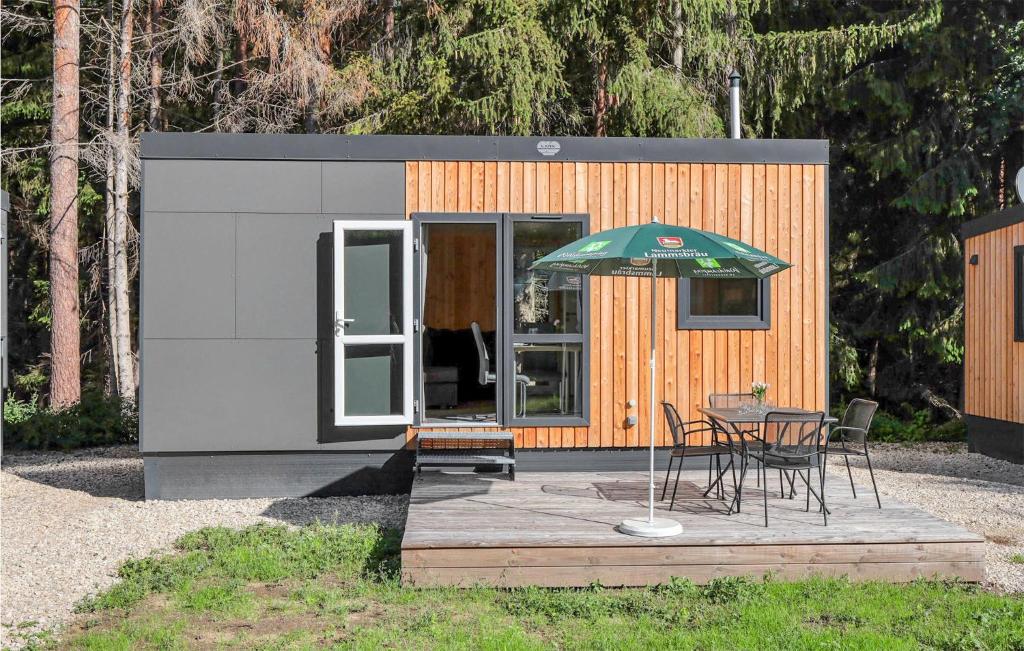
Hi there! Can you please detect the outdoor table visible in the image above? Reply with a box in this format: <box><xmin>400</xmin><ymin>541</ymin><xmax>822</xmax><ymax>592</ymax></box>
<box><xmin>697</xmin><ymin>406</ymin><xmax>838</xmax><ymax>514</ymax></box>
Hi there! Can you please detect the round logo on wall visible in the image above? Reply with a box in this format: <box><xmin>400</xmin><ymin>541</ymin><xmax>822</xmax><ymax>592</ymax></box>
<box><xmin>537</xmin><ymin>141</ymin><xmax>561</xmax><ymax>157</ymax></box>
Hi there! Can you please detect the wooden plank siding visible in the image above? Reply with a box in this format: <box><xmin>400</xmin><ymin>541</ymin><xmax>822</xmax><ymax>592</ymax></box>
<box><xmin>963</xmin><ymin>221</ymin><xmax>1024</xmax><ymax>425</ymax></box>
<box><xmin>406</xmin><ymin>162</ymin><xmax>828</xmax><ymax>447</ymax></box>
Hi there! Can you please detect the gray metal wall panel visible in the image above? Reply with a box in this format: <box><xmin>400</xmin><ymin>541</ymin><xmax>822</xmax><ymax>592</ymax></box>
<box><xmin>142</xmin><ymin>212</ymin><xmax>235</xmax><ymax>339</ymax></box>
<box><xmin>321</xmin><ymin>162</ymin><xmax>405</xmax><ymax>214</ymax></box>
<box><xmin>141</xmin><ymin>338</ymin><xmax>408</xmax><ymax>452</ymax></box>
<box><xmin>235</xmin><ymin>214</ymin><xmax>331</xmax><ymax>339</ymax></box>
<box><xmin>144</xmin><ymin>160</ymin><xmax>321</xmax><ymax>214</ymax></box>
<box><xmin>144</xmin><ymin>451</ymin><xmax>414</xmax><ymax>499</ymax></box>
<box><xmin>142</xmin><ymin>338</ymin><xmax>317</xmax><ymax>452</ymax></box>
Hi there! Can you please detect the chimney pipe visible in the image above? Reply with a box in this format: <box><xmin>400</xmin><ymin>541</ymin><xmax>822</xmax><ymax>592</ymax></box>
<box><xmin>728</xmin><ymin>70</ymin><xmax>741</xmax><ymax>139</ymax></box>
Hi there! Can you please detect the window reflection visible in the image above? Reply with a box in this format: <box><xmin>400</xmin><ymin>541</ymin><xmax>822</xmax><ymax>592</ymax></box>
<box><xmin>512</xmin><ymin>222</ymin><xmax>583</xmax><ymax>334</ymax></box>
<box><xmin>513</xmin><ymin>343</ymin><xmax>583</xmax><ymax>418</ymax></box>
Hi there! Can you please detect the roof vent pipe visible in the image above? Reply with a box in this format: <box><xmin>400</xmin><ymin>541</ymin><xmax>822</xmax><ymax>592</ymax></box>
<box><xmin>728</xmin><ymin>70</ymin><xmax>741</xmax><ymax>139</ymax></box>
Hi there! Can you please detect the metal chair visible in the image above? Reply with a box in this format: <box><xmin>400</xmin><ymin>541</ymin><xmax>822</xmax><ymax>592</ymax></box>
<box><xmin>708</xmin><ymin>392</ymin><xmax>767</xmax><ymax>487</ymax></box>
<box><xmin>744</xmin><ymin>411</ymin><xmax>828</xmax><ymax>527</ymax></box>
<box><xmin>822</xmin><ymin>399</ymin><xmax>881</xmax><ymax>508</ymax></box>
<box><xmin>660</xmin><ymin>402</ymin><xmax>735</xmax><ymax>511</ymax></box>
<box><xmin>471</xmin><ymin>321</ymin><xmax>531</xmax><ymax>416</ymax></box>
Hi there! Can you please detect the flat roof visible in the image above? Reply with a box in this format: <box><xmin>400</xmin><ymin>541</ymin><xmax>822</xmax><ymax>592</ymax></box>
<box><xmin>141</xmin><ymin>133</ymin><xmax>828</xmax><ymax>165</ymax></box>
<box><xmin>961</xmin><ymin>204</ymin><xmax>1024</xmax><ymax>239</ymax></box>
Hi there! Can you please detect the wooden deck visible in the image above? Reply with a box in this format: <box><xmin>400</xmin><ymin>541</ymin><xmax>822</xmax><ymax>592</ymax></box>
<box><xmin>401</xmin><ymin>470</ymin><xmax>985</xmax><ymax>587</ymax></box>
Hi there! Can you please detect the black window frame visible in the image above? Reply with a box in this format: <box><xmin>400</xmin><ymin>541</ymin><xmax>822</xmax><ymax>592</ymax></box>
<box><xmin>1015</xmin><ymin>245</ymin><xmax>1024</xmax><ymax>342</ymax></box>
<box><xmin>676</xmin><ymin>277</ymin><xmax>771</xmax><ymax>330</ymax></box>
<box><xmin>503</xmin><ymin>213</ymin><xmax>590</xmax><ymax>427</ymax></box>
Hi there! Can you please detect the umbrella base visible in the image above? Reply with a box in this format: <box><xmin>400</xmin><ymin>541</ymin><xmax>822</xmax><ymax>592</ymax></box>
<box><xmin>616</xmin><ymin>517</ymin><xmax>683</xmax><ymax>538</ymax></box>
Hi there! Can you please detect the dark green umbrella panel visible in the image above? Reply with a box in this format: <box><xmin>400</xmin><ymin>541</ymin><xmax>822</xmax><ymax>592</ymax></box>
<box><xmin>530</xmin><ymin>223</ymin><xmax>790</xmax><ymax>279</ymax></box>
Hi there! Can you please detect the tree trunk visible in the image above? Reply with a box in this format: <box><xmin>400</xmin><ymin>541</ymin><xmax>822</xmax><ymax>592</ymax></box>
<box><xmin>865</xmin><ymin>338</ymin><xmax>879</xmax><ymax>397</ymax></box>
<box><xmin>673</xmin><ymin>0</ymin><xmax>683</xmax><ymax>72</ymax></box>
<box><xmin>105</xmin><ymin>2</ymin><xmax>120</xmax><ymax>393</ymax></box>
<box><xmin>384</xmin><ymin>0</ymin><xmax>395</xmax><ymax>61</ymax></box>
<box><xmin>49</xmin><ymin>0</ymin><xmax>82</xmax><ymax>408</ymax></box>
<box><xmin>213</xmin><ymin>32</ymin><xmax>226</xmax><ymax>131</ymax></box>
<box><xmin>146</xmin><ymin>0</ymin><xmax>163</xmax><ymax>130</ymax></box>
<box><xmin>594</xmin><ymin>56</ymin><xmax>608</xmax><ymax>137</ymax></box>
<box><xmin>113</xmin><ymin>0</ymin><xmax>135</xmax><ymax>400</ymax></box>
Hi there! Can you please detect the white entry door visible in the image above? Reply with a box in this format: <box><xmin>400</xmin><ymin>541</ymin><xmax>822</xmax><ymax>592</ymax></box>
<box><xmin>333</xmin><ymin>220</ymin><xmax>413</xmax><ymax>425</ymax></box>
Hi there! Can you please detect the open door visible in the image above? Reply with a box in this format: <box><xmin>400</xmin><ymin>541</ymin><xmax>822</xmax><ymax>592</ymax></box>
<box><xmin>333</xmin><ymin>220</ymin><xmax>413</xmax><ymax>425</ymax></box>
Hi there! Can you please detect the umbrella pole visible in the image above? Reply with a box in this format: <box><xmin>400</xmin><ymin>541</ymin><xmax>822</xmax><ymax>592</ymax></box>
<box><xmin>617</xmin><ymin>257</ymin><xmax>681</xmax><ymax>538</ymax></box>
<box><xmin>648</xmin><ymin>261</ymin><xmax>656</xmax><ymax>524</ymax></box>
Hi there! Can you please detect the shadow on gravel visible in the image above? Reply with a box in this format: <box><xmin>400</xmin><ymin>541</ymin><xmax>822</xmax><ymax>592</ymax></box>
<box><xmin>260</xmin><ymin>495</ymin><xmax>411</xmax><ymax>531</ymax></box>
<box><xmin>1</xmin><ymin>446</ymin><xmax>145</xmax><ymax>500</ymax></box>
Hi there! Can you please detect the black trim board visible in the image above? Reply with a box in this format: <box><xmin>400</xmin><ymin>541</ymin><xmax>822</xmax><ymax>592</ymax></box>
<box><xmin>965</xmin><ymin>414</ymin><xmax>1024</xmax><ymax>465</ymax></box>
<box><xmin>961</xmin><ymin>204</ymin><xmax>1024</xmax><ymax>239</ymax></box>
<box><xmin>141</xmin><ymin>133</ymin><xmax>829</xmax><ymax>165</ymax></box>
<box><xmin>143</xmin><ymin>449</ymin><xmax>706</xmax><ymax>499</ymax></box>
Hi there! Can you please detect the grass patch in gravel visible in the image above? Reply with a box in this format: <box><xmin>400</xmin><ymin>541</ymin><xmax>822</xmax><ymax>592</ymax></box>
<box><xmin>1010</xmin><ymin>553</ymin><xmax>1024</xmax><ymax>565</ymax></box>
<box><xmin>37</xmin><ymin>523</ymin><xmax>1024</xmax><ymax>650</ymax></box>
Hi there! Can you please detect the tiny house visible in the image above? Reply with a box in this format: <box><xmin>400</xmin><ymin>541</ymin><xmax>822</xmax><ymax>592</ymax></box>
<box><xmin>962</xmin><ymin>205</ymin><xmax>1024</xmax><ymax>463</ymax></box>
<box><xmin>139</xmin><ymin>134</ymin><xmax>829</xmax><ymax>499</ymax></box>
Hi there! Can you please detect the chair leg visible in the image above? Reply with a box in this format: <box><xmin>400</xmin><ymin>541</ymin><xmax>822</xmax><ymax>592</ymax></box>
<box><xmin>804</xmin><ymin>470</ymin><xmax>811</xmax><ymax>512</ymax></box>
<box><xmin>716</xmin><ymin>455</ymin><xmax>724</xmax><ymax>499</ymax></box>
<box><xmin>762</xmin><ymin>461</ymin><xmax>769</xmax><ymax>527</ymax></box>
<box><xmin>819</xmin><ymin>458</ymin><xmax>828</xmax><ymax>526</ymax></box>
<box><xmin>755</xmin><ymin>458</ymin><xmax>761</xmax><ymax>487</ymax></box>
<box><xmin>779</xmin><ymin>470</ymin><xmax>786</xmax><ymax>498</ymax></box>
<box><xmin>865</xmin><ymin>448</ymin><xmax>882</xmax><ymax>509</ymax></box>
<box><xmin>729</xmin><ymin>456</ymin><xmax>747</xmax><ymax>515</ymax></box>
<box><xmin>845</xmin><ymin>455</ymin><xmax>856</xmax><ymax>498</ymax></box>
<box><xmin>708</xmin><ymin>455</ymin><xmax>713</xmax><ymax>490</ymax></box>
<box><xmin>670</xmin><ymin>451</ymin><xmax>684</xmax><ymax>510</ymax></box>
<box><xmin>661</xmin><ymin>455</ymin><xmax>674</xmax><ymax>500</ymax></box>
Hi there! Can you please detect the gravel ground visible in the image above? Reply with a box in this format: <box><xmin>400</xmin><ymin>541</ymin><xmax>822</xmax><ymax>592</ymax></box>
<box><xmin>827</xmin><ymin>442</ymin><xmax>1024</xmax><ymax>594</ymax></box>
<box><xmin>0</xmin><ymin>446</ymin><xmax>408</xmax><ymax>648</ymax></box>
<box><xmin>1</xmin><ymin>442</ymin><xmax>1021</xmax><ymax>648</ymax></box>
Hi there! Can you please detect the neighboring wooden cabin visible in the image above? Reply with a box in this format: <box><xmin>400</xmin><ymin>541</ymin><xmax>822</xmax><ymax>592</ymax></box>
<box><xmin>962</xmin><ymin>205</ymin><xmax>1024</xmax><ymax>463</ymax></box>
<box><xmin>139</xmin><ymin>134</ymin><xmax>828</xmax><ymax>499</ymax></box>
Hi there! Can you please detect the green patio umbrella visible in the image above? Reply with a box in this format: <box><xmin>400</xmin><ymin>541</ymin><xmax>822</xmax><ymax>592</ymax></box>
<box><xmin>530</xmin><ymin>217</ymin><xmax>791</xmax><ymax>538</ymax></box>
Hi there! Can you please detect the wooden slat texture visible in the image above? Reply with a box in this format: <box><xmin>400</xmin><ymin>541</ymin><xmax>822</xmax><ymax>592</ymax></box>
<box><xmin>407</xmin><ymin>162</ymin><xmax>829</xmax><ymax>448</ymax></box>
<box><xmin>963</xmin><ymin>221</ymin><xmax>1024</xmax><ymax>424</ymax></box>
<box><xmin>402</xmin><ymin>471</ymin><xmax>985</xmax><ymax>587</ymax></box>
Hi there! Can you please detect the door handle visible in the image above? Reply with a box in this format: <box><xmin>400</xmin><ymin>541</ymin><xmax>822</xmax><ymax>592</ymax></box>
<box><xmin>334</xmin><ymin>315</ymin><xmax>356</xmax><ymax>336</ymax></box>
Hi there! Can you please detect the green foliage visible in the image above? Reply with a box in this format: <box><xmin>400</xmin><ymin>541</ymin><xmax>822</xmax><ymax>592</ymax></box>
<box><xmin>833</xmin><ymin>403</ymin><xmax>966</xmax><ymax>443</ymax></box>
<box><xmin>60</xmin><ymin>523</ymin><xmax>1024</xmax><ymax>650</ymax></box>
<box><xmin>2</xmin><ymin>391</ymin><xmax>138</xmax><ymax>451</ymax></box>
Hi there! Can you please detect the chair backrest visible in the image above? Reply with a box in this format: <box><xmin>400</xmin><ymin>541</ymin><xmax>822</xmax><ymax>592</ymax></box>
<box><xmin>708</xmin><ymin>392</ymin><xmax>756</xmax><ymax>409</ymax></box>
<box><xmin>840</xmin><ymin>398</ymin><xmax>878</xmax><ymax>443</ymax></box>
<box><xmin>661</xmin><ymin>401</ymin><xmax>687</xmax><ymax>447</ymax></box>
<box><xmin>470</xmin><ymin>321</ymin><xmax>490</xmax><ymax>385</ymax></box>
<box><xmin>761</xmin><ymin>411</ymin><xmax>825</xmax><ymax>455</ymax></box>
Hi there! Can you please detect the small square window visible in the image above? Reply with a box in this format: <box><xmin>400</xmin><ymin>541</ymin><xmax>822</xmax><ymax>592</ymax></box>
<box><xmin>677</xmin><ymin>278</ymin><xmax>770</xmax><ymax>330</ymax></box>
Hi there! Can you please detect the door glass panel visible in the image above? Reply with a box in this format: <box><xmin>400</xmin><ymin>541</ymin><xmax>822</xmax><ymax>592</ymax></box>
<box><xmin>690</xmin><ymin>278</ymin><xmax>759</xmax><ymax>316</ymax></box>
<box><xmin>343</xmin><ymin>344</ymin><xmax>404</xmax><ymax>416</ymax></box>
<box><xmin>343</xmin><ymin>230</ymin><xmax>403</xmax><ymax>335</ymax></box>
<box><xmin>513</xmin><ymin>343</ymin><xmax>583</xmax><ymax>417</ymax></box>
<box><xmin>512</xmin><ymin>221</ymin><xmax>583</xmax><ymax>334</ymax></box>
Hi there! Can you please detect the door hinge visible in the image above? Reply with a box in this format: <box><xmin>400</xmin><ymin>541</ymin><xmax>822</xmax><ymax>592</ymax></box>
<box><xmin>413</xmin><ymin>399</ymin><xmax>420</xmax><ymax>413</ymax></box>
<box><xmin>413</xmin><ymin>237</ymin><xmax>419</xmax><ymax>252</ymax></box>
<box><xmin>413</xmin><ymin>318</ymin><xmax>420</xmax><ymax>333</ymax></box>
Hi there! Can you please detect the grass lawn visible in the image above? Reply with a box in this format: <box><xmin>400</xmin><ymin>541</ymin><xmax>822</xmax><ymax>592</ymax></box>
<box><xmin>28</xmin><ymin>524</ymin><xmax>1024</xmax><ymax>650</ymax></box>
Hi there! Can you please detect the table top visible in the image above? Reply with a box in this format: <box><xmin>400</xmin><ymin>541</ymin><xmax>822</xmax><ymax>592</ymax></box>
<box><xmin>697</xmin><ymin>406</ymin><xmax>838</xmax><ymax>425</ymax></box>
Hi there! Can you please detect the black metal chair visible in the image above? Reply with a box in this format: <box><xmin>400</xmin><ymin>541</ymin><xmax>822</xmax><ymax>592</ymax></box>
<box><xmin>708</xmin><ymin>392</ymin><xmax>767</xmax><ymax>488</ymax></box>
<box><xmin>660</xmin><ymin>401</ymin><xmax>735</xmax><ymax>511</ymax></box>
<box><xmin>744</xmin><ymin>411</ymin><xmax>828</xmax><ymax>527</ymax></box>
<box><xmin>822</xmin><ymin>399</ymin><xmax>881</xmax><ymax>508</ymax></box>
